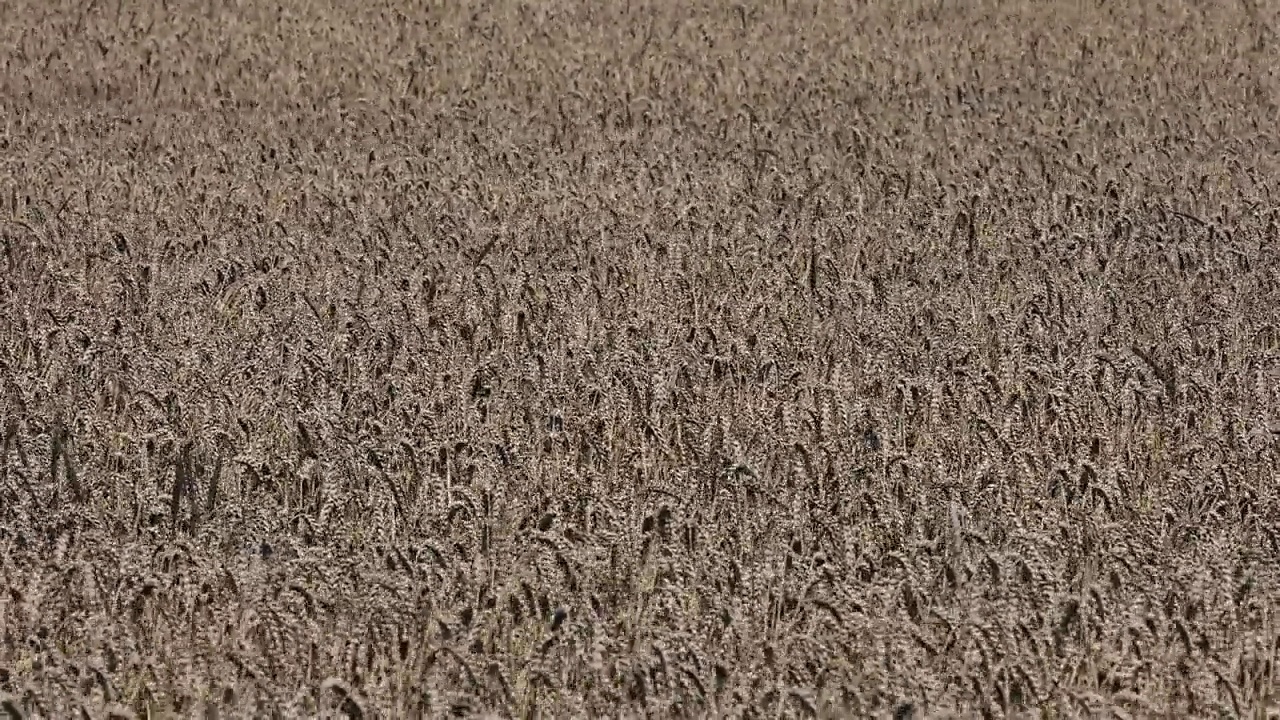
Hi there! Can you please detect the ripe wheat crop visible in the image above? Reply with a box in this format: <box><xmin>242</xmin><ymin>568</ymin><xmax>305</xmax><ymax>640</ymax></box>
<box><xmin>1</xmin><ymin>0</ymin><xmax>1278</xmax><ymax>717</ymax></box>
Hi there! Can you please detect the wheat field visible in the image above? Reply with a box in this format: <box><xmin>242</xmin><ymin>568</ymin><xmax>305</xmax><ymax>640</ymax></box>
<box><xmin>1</xmin><ymin>0</ymin><xmax>1278</xmax><ymax>717</ymax></box>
